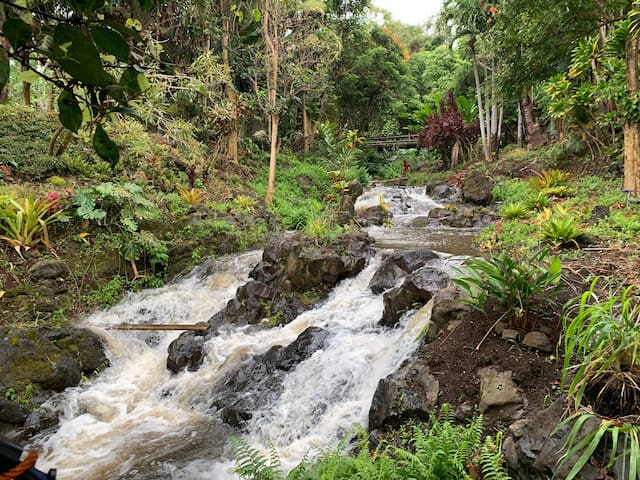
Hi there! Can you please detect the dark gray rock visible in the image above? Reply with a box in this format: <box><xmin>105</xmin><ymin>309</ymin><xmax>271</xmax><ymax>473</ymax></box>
<box><xmin>0</xmin><ymin>398</ymin><xmax>27</xmax><ymax>425</ymax></box>
<box><xmin>430</xmin><ymin>285</ymin><xmax>470</xmax><ymax>330</ymax></box>
<box><xmin>503</xmin><ymin>399</ymin><xmax>601</xmax><ymax>480</ymax></box>
<box><xmin>380</xmin><ymin>267</ymin><xmax>450</xmax><ymax>327</ymax></box>
<box><xmin>368</xmin><ymin>359</ymin><xmax>439</xmax><ymax>431</ymax></box>
<box><xmin>166</xmin><ymin>330</ymin><xmax>207</xmax><ymax>373</ymax></box>
<box><xmin>211</xmin><ymin>327</ymin><xmax>330</xmax><ymax>427</ymax></box>
<box><xmin>589</xmin><ymin>205</ymin><xmax>610</xmax><ymax>224</ymax></box>
<box><xmin>369</xmin><ymin>250</ymin><xmax>439</xmax><ymax>294</ymax></box>
<box><xmin>426</xmin><ymin>183</ymin><xmax>458</xmax><ymax>201</ymax></box>
<box><xmin>27</xmin><ymin>260</ymin><xmax>70</xmax><ymax>280</ymax></box>
<box><xmin>462</xmin><ymin>171</ymin><xmax>494</xmax><ymax>205</ymax></box>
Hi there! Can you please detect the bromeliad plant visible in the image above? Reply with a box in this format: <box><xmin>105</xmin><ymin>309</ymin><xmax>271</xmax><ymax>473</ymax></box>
<box><xmin>557</xmin><ymin>279</ymin><xmax>640</xmax><ymax>479</ymax></box>
<box><xmin>0</xmin><ymin>196</ymin><xmax>67</xmax><ymax>256</ymax></box>
<box><xmin>452</xmin><ymin>248</ymin><xmax>562</xmax><ymax>330</ymax></box>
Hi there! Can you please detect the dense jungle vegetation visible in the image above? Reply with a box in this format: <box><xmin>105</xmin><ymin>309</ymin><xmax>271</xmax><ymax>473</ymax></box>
<box><xmin>4</xmin><ymin>0</ymin><xmax>640</xmax><ymax>478</ymax></box>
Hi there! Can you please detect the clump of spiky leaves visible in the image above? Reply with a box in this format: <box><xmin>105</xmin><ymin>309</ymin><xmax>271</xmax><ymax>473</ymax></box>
<box><xmin>500</xmin><ymin>203</ymin><xmax>528</xmax><ymax>220</ymax></box>
<box><xmin>528</xmin><ymin>169</ymin><xmax>572</xmax><ymax>191</ymax></box>
<box><xmin>541</xmin><ymin>215</ymin><xmax>583</xmax><ymax>248</ymax></box>
<box><xmin>453</xmin><ymin>248</ymin><xmax>562</xmax><ymax>330</ymax></box>
<box><xmin>525</xmin><ymin>192</ymin><xmax>552</xmax><ymax>211</ymax></box>
<box><xmin>234</xmin><ymin>195</ymin><xmax>257</xmax><ymax>214</ymax></box>
<box><xmin>557</xmin><ymin>279</ymin><xmax>640</xmax><ymax>480</ymax></box>
<box><xmin>177</xmin><ymin>186</ymin><xmax>206</xmax><ymax>206</ymax></box>
<box><xmin>0</xmin><ymin>196</ymin><xmax>68</xmax><ymax>256</ymax></box>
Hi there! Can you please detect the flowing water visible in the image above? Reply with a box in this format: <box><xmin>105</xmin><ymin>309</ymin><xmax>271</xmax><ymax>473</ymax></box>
<box><xmin>34</xmin><ymin>186</ymin><xmax>478</xmax><ymax>479</ymax></box>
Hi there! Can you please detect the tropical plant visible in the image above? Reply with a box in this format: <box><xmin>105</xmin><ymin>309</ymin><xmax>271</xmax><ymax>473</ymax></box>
<box><xmin>528</xmin><ymin>169</ymin><xmax>573</xmax><ymax>191</ymax></box>
<box><xmin>316</xmin><ymin>121</ymin><xmax>363</xmax><ymax>181</ymax></box>
<box><xmin>0</xmin><ymin>196</ymin><xmax>67</xmax><ymax>256</ymax></box>
<box><xmin>500</xmin><ymin>203</ymin><xmax>528</xmax><ymax>220</ymax></box>
<box><xmin>231</xmin><ymin>405</ymin><xmax>510</xmax><ymax>480</ymax></box>
<box><xmin>178</xmin><ymin>186</ymin><xmax>206</xmax><ymax>207</ymax></box>
<box><xmin>234</xmin><ymin>195</ymin><xmax>257</xmax><ymax>214</ymax></box>
<box><xmin>453</xmin><ymin>248</ymin><xmax>562</xmax><ymax>330</ymax></box>
<box><xmin>73</xmin><ymin>182</ymin><xmax>160</xmax><ymax>232</ymax></box>
<box><xmin>558</xmin><ymin>279</ymin><xmax>640</xmax><ymax>479</ymax></box>
<box><xmin>525</xmin><ymin>192</ymin><xmax>552</xmax><ymax>211</ymax></box>
<box><xmin>541</xmin><ymin>215</ymin><xmax>583</xmax><ymax>248</ymax></box>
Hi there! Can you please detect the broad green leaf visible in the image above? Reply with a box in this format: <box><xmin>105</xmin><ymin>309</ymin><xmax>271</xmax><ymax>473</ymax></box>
<box><xmin>18</xmin><ymin>70</ymin><xmax>40</xmax><ymax>83</ymax></box>
<box><xmin>57</xmin><ymin>90</ymin><xmax>83</xmax><ymax>132</ymax></box>
<box><xmin>91</xmin><ymin>26</ymin><xmax>129</xmax><ymax>62</ymax></box>
<box><xmin>0</xmin><ymin>47</ymin><xmax>9</xmax><ymax>93</ymax></box>
<box><xmin>53</xmin><ymin>24</ymin><xmax>112</xmax><ymax>87</ymax></box>
<box><xmin>93</xmin><ymin>124</ymin><xmax>119</xmax><ymax>165</ymax></box>
<box><xmin>70</xmin><ymin>0</ymin><xmax>99</xmax><ymax>15</ymax></box>
<box><xmin>3</xmin><ymin>18</ymin><xmax>32</xmax><ymax>50</ymax></box>
<box><xmin>119</xmin><ymin>68</ymin><xmax>141</xmax><ymax>94</ymax></box>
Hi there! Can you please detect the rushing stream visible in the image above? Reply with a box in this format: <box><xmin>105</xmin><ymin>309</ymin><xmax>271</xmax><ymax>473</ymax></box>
<box><xmin>33</xmin><ymin>186</ymin><xmax>478</xmax><ymax>479</ymax></box>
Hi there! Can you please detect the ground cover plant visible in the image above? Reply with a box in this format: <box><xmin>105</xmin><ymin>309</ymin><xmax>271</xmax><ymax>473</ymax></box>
<box><xmin>232</xmin><ymin>406</ymin><xmax>510</xmax><ymax>480</ymax></box>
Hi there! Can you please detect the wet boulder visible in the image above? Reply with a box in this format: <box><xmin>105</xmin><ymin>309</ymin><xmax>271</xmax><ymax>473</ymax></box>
<box><xmin>462</xmin><ymin>171</ymin><xmax>494</xmax><ymax>205</ymax></box>
<box><xmin>0</xmin><ymin>326</ymin><xmax>108</xmax><ymax>432</ymax></box>
<box><xmin>368</xmin><ymin>357</ymin><xmax>439</xmax><ymax>431</ymax></box>
<box><xmin>211</xmin><ymin>327</ymin><xmax>330</xmax><ymax>427</ymax></box>
<box><xmin>356</xmin><ymin>205</ymin><xmax>392</xmax><ymax>226</ymax></box>
<box><xmin>166</xmin><ymin>330</ymin><xmax>207</xmax><ymax>373</ymax></box>
<box><xmin>426</xmin><ymin>183</ymin><xmax>459</xmax><ymax>202</ymax></box>
<box><xmin>369</xmin><ymin>250</ymin><xmax>439</xmax><ymax>294</ymax></box>
<box><xmin>380</xmin><ymin>267</ymin><xmax>450</xmax><ymax>327</ymax></box>
<box><xmin>430</xmin><ymin>285</ymin><xmax>470</xmax><ymax>330</ymax></box>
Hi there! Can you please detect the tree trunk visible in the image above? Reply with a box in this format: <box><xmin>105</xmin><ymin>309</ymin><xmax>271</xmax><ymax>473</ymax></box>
<box><xmin>21</xmin><ymin>52</ymin><xmax>31</xmax><ymax>106</ymax></box>
<box><xmin>221</xmin><ymin>0</ymin><xmax>240</xmax><ymax>164</ymax></box>
<box><xmin>520</xmin><ymin>94</ymin><xmax>545</xmax><ymax>147</ymax></box>
<box><xmin>302</xmin><ymin>97</ymin><xmax>315</xmax><ymax>153</ymax></box>
<box><xmin>517</xmin><ymin>102</ymin><xmax>524</xmax><ymax>145</ymax></box>
<box><xmin>263</xmin><ymin>0</ymin><xmax>279</xmax><ymax>204</ymax></box>
<box><xmin>470</xmin><ymin>39</ymin><xmax>490</xmax><ymax>163</ymax></box>
<box><xmin>624</xmin><ymin>34</ymin><xmax>640</xmax><ymax>195</ymax></box>
<box><xmin>0</xmin><ymin>37</ymin><xmax>8</xmax><ymax>103</ymax></box>
<box><xmin>489</xmin><ymin>57</ymin><xmax>499</xmax><ymax>160</ymax></box>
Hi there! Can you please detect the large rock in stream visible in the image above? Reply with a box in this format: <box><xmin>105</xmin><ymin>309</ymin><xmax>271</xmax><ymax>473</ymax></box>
<box><xmin>368</xmin><ymin>250</ymin><xmax>439</xmax><ymax>294</ymax></box>
<box><xmin>211</xmin><ymin>326</ymin><xmax>330</xmax><ymax>427</ymax></box>
<box><xmin>167</xmin><ymin>231</ymin><xmax>374</xmax><ymax>373</ymax></box>
<box><xmin>0</xmin><ymin>326</ymin><xmax>108</xmax><ymax>432</ymax></box>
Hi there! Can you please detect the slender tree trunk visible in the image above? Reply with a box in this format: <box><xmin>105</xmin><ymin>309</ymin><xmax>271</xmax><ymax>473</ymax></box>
<box><xmin>21</xmin><ymin>52</ymin><xmax>31</xmax><ymax>106</ymax></box>
<box><xmin>471</xmin><ymin>39</ymin><xmax>490</xmax><ymax>162</ymax></box>
<box><xmin>521</xmin><ymin>93</ymin><xmax>545</xmax><ymax>147</ymax></box>
<box><xmin>517</xmin><ymin>103</ymin><xmax>524</xmax><ymax>145</ymax></box>
<box><xmin>263</xmin><ymin>0</ymin><xmax>279</xmax><ymax>204</ymax></box>
<box><xmin>302</xmin><ymin>97</ymin><xmax>315</xmax><ymax>153</ymax></box>
<box><xmin>624</xmin><ymin>34</ymin><xmax>640</xmax><ymax>194</ymax></box>
<box><xmin>221</xmin><ymin>0</ymin><xmax>239</xmax><ymax>164</ymax></box>
<box><xmin>0</xmin><ymin>37</ymin><xmax>8</xmax><ymax>103</ymax></box>
<box><xmin>489</xmin><ymin>57</ymin><xmax>499</xmax><ymax>160</ymax></box>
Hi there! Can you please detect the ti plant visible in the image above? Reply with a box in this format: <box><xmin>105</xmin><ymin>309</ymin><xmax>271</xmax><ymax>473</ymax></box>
<box><xmin>452</xmin><ymin>248</ymin><xmax>562</xmax><ymax>331</ymax></box>
<box><xmin>0</xmin><ymin>196</ymin><xmax>67</xmax><ymax>257</ymax></box>
<box><xmin>557</xmin><ymin>278</ymin><xmax>640</xmax><ymax>479</ymax></box>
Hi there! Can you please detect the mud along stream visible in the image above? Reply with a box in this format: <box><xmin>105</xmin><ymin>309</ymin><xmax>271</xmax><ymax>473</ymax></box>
<box><xmin>32</xmin><ymin>186</ymin><xmax>479</xmax><ymax>479</ymax></box>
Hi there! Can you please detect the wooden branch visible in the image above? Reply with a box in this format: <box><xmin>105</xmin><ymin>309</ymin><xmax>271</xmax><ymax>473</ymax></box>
<box><xmin>110</xmin><ymin>324</ymin><xmax>209</xmax><ymax>331</ymax></box>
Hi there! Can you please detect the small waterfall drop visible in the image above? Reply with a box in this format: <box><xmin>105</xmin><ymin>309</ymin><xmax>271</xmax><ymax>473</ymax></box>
<box><xmin>34</xmin><ymin>186</ymin><xmax>473</xmax><ymax>479</ymax></box>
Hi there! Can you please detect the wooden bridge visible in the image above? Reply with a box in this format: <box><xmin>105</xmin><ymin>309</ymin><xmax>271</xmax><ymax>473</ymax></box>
<box><xmin>363</xmin><ymin>134</ymin><xmax>419</xmax><ymax>149</ymax></box>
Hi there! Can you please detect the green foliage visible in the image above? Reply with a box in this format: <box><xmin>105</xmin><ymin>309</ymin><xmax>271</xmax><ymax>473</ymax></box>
<box><xmin>0</xmin><ymin>196</ymin><xmax>67</xmax><ymax>255</ymax></box>
<box><xmin>525</xmin><ymin>192</ymin><xmax>552</xmax><ymax>211</ymax></box>
<box><xmin>528</xmin><ymin>170</ymin><xmax>573</xmax><ymax>191</ymax></box>
<box><xmin>252</xmin><ymin>154</ymin><xmax>331</xmax><ymax>230</ymax></box>
<box><xmin>73</xmin><ymin>182</ymin><xmax>160</xmax><ymax>232</ymax></box>
<box><xmin>562</xmin><ymin>279</ymin><xmax>640</xmax><ymax>413</ymax></box>
<box><xmin>453</xmin><ymin>248</ymin><xmax>562</xmax><ymax>330</ymax></box>
<box><xmin>120</xmin><ymin>231</ymin><xmax>169</xmax><ymax>271</ymax></box>
<box><xmin>234</xmin><ymin>195</ymin><xmax>257</xmax><ymax>214</ymax></box>
<box><xmin>232</xmin><ymin>406</ymin><xmax>510</xmax><ymax>480</ymax></box>
<box><xmin>493</xmin><ymin>178</ymin><xmax>536</xmax><ymax>204</ymax></box>
<box><xmin>500</xmin><ymin>203</ymin><xmax>528</xmax><ymax>220</ymax></box>
<box><xmin>541</xmin><ymin>214</ymin><xmax>583</xmax><ymax>248</ymax></box>
<box><xmin>83</xmin><ymin>276</ymin><xmax>126</xmax><ymax>308</ymax></box>
<box><xmin>557</xmin><ymin>413</ymin><xmax>640</xmax><ymax>480</ymax></box>
<box><xmin>4</xmin><ymin>384</ymin><xmax>33</xmax><ymax>406</ymax></box>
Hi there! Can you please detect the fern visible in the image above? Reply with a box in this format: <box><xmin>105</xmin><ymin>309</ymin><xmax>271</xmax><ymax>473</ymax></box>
<box><xmin>231</xmin><ymin>437</ymin><xmax>283</xmax><ymax>480</ymax></box>
<box><xmin>477</xmin><ymin>433</ymin><xmax>511</xmax><ymax>480</ymax></box>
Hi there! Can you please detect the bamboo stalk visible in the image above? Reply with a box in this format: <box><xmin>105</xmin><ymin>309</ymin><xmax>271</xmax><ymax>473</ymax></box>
<box><xmin>110</xmin><ymin>324</ymin><xmax>209</xmax><ymax>331</ymax></box>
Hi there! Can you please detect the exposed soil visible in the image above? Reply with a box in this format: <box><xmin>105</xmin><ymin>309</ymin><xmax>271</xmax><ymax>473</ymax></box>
<box><xmin>420</xmin><ymin>301</ymin><xmax>563</xmax><ymax>430</ymax></box>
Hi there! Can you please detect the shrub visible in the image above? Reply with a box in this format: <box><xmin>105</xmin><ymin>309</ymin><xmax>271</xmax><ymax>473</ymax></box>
<box><xmin>558</xmin><ymin>279</ymin><xmax>640</xmax><ymax>479</ymax></box>
<box><xmin>541</xmin><ymin>215</ymin><xmax>583</xmax><ymax>248</ymax></box>
<box><xmin>453</xmin><ymin>248</ymin><xmax>562</xmax><ymax>330</ymax></box>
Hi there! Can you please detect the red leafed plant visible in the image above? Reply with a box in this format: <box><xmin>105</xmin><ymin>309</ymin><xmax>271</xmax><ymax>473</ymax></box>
<box><xmin>417</xmin><ymin>90</ymin><xmax>480</xmax><ymax>169</ymax></box>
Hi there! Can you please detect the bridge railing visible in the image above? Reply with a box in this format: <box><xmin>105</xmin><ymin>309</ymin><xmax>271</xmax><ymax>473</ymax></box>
<box><xmin>363</xmin><ymin>134</ymin><xmax>419</xmax><ymax>148</ymax></box>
